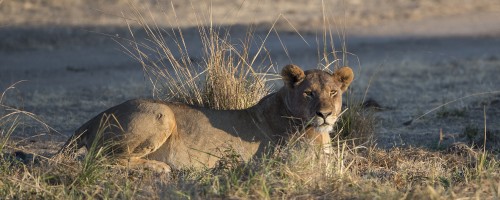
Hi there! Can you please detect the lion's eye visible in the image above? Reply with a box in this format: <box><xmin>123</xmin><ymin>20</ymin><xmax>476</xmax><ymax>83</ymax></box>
<box><xmin>304</xmin><ymin>91</ymin><xmax>313</xmax><ymax>98</ymax></box>
<box><xmin>330</xmin><ymin>90</ymin><xmax>338</xmax><ymax>97</ymax></box>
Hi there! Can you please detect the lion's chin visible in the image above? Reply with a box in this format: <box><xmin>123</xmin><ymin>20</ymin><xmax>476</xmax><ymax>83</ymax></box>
<box><xmin>311</xmin><ymin>117</ymin><xmax>336</xmax><ymax>133</ymax></box>
<box><xmin>314</xmin><ymin>124</ymin><xmax>333</xmax><ymax>133</ymax></box>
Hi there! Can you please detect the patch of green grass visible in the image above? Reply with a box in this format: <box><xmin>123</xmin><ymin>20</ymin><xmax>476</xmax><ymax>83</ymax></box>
<box><xmin>336</xmin><ymin>96</ymin><xmax>376</xmax><ymax>145</ymax></box>
<box><xmin>464</xmin><ymin>124</ymin><xmax>480</xmax><ymax>142</ymax></box>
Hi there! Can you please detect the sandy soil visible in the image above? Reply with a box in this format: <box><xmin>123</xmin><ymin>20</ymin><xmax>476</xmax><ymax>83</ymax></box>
<box><xmin>1</xmin><ymin>0</ymin><xmax>500</xmax><ymax>155</ymax></box>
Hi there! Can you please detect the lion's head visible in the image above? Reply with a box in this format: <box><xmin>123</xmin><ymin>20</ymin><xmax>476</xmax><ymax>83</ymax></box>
<box><xmin>281</xmin><ymin>64</ymin><xmax>354</xmax><ymax>133</ymax></box>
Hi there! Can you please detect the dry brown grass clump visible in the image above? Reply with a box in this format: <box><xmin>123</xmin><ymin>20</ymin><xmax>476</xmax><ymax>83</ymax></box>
<box><xmin>335</xmin><ymin>96</ymin><xmax>376</xmax><ymax>146</ymax></box>
<box><xmin>120</xmin><ymin>4</ymin><xmax>273</xmax><ymax>110</ymax></box>
<box><xmin>1</xmin><ymin>134</ymin><xmax>499</xmax><ymax>199</ymax></box>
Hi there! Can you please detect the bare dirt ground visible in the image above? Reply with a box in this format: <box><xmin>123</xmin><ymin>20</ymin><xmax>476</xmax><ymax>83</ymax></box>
<box><xmin>1</xmin><ymin>0</ymin><xmax>500</xmax><ymax>156</ymax></box>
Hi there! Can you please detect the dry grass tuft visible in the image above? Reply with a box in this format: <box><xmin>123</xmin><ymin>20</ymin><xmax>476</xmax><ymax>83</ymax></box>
<box><xmin>336</xmin><ymin>96</ymin><xmax>376</xmax><ymax>146</ymax></box>
<box><xmin>120</xmin><ymin>4</ymin><xmax>272</xmax><ymax>110</ymax></box>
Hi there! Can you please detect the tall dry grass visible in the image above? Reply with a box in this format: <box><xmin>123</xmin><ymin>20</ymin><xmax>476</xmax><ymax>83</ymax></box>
<box><xmin>315</xmin><ymin>0</ymin><xmax>375</xmax><ymax>145</ymax></box>
<box><xmin>120</xmin><ymin>3</ymin><xmax>273</xmax><ymax>110</ymax></box>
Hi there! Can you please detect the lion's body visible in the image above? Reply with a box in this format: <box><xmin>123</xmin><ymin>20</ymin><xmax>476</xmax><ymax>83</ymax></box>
<box><xmin>59</xmin><ymin>65</ymin><xmax>354</xmax><ymax>172</ymax></box>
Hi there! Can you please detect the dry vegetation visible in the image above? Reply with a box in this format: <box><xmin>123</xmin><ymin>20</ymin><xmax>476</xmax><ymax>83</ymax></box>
<box><xmin>1</xmin><ymin>110</ymin><xmax>498</xmax><ymax>199</ymax></box>
<box><xmin>121</xmin><ymin>5</ymin><xmax>273</xmax><ymax>110</ymax></box>
<box><xmin>1</xmin><ymin>1</ymin><xmax>500</xmax><ymax>199</ymax></box>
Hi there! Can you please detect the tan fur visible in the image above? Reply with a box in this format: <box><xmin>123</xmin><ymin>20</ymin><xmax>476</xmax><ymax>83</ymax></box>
<box><xmin>58</xmin><ymin>65</ymin><xmax>354</xmax><ymax>173</ymax></box>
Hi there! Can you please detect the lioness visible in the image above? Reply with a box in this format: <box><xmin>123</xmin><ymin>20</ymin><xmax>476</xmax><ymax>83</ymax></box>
<box><xmin>59</xmin><ymin>64</ymin><xmax>353</xmax><ymax>173</ymax></box>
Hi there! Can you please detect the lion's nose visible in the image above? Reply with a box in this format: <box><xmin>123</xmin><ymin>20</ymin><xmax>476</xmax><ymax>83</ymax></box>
<box><xmin>316</xmin><ymin>111</ymin><xmax>332</xmax><ymax>119</ymax></box>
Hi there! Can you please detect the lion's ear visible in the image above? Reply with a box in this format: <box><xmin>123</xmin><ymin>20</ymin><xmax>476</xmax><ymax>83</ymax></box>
<box><xmin>281</xmin><ymin>64</ymin><xmax>305</xmax><ymax>88</ymax></box>
<box><xmin>333</xmin><ymin>66</ymin><xmax>354</xmax><ymax>91</ymax></box>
